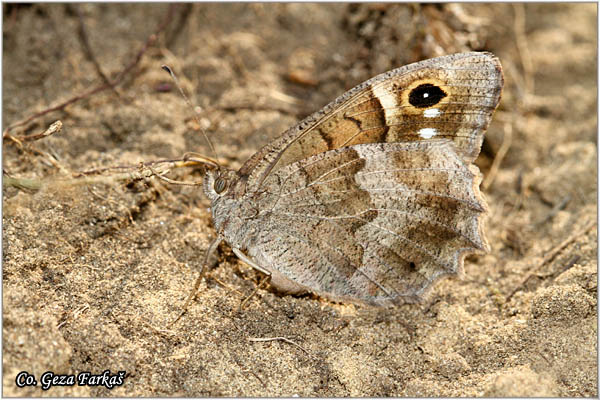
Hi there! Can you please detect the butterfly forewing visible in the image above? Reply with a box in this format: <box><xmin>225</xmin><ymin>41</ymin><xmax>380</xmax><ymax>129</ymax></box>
<box><xmin>238</xmin><ymin>52</ymin><xmax>502</xmax><ymax>192</ymax></box>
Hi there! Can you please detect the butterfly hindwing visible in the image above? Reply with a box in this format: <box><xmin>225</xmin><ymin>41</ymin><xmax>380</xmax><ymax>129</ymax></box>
<box><xmin>243</xmin><ymin>141</ymin><xmax>488</xmax><ymax>306</ymax></box>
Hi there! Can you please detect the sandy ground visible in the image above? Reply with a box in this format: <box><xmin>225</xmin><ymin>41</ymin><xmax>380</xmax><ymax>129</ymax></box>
<box><xmin>2</xmin><ymin>3</ymin><xmax>597</xmax><ymax>397</ymax></box>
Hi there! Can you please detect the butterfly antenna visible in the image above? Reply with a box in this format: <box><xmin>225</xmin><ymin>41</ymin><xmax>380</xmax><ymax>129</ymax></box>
<box><xmin>161</xmin><ymin>65</ymin><xmax>221</xmax><ymax>167</ymax></box>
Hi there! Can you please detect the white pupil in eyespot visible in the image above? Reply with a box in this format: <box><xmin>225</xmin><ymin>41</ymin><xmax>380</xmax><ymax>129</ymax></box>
<box><xmin>423</xmin><ymin>92</ymin><xmax>429</xmax><ymax>98</ymax></box>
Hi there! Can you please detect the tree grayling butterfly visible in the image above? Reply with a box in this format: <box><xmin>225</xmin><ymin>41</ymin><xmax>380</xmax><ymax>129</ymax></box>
<box><xmin>185</xmin><ymin>52</ymin><xmax>503</xmax><ymax>308</ymax></box>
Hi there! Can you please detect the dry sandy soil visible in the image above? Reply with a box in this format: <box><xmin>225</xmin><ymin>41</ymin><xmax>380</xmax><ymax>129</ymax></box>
<box><xmin>2</xmin><ymin>3</ymin><xmax>597</xmax><ymax>397</ymax></box>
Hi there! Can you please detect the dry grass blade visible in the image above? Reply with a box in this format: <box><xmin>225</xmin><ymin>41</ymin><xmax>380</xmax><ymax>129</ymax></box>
<box><xmin>248</xmin><ymin>337</ymin><xmax>311</xmax><ymax>356</ymax></box>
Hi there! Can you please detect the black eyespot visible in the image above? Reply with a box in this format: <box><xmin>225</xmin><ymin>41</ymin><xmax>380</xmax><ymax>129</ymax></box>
<box><xmin>214</xmin><ymin>177</ymin><xmax>227</xmax><ymax>194</ymax></box>
<box><xmin>408</xmin><ymin>83</ymin><xmax>447</xmax><ymax>108</ymax></box>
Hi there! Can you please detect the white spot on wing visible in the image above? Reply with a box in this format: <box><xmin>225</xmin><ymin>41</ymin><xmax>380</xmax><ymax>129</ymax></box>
<box><xmin>424</xmin><ymin>108</ymin><xmax>442</xmax><ymax>118</ymax></box>
<box><xmin>419</xmin><ymin>128</ymin><xmax>437</xmax><ymax>139</ymax></box>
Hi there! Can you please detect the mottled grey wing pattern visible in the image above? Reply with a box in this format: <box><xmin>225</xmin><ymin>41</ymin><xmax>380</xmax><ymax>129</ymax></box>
<box><xmin>206</xmin><ymin>52</ymin><xmax>503</xmax><ymax>307</ymax></box>
<box><xmin>244</xmin><ymin>141</ymin><xmax>488</xmax><ymax>306</ymax></box>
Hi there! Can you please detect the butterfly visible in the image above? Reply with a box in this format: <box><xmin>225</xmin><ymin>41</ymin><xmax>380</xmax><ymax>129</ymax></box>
<box><xmin>197</xmin><ymin>52</ymin><xmax>503</xmax><ymax>307</ymax></box>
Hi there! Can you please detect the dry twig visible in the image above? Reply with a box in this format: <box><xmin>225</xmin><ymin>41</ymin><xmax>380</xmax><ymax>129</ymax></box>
<box><xmin>248</xmin><ymin>336</ymin><xmax>311</xmax><ymax>356</ymax></box>
<box><xmin>70</xmin><ymin>5</ymin><xmax>114</xmax><ymax>89</ymax></box>
<box><xmin>19</xmin><ymin>120</ymin><xmax>63</xmax><ymax>143</ymax></box>
<box><xmin>3</xmin><ymin>155</ymin><xmax>211</xmax><ymax>194</ymax></box>
<box><xmin>3</xmin><ymin>4</ymin><xmax>177</xmax><ymax>137</ymax></box>
<box><xmin>513</xmin><ymin>3</ymin><xmax>534</xmax><ymax>97</ymax></box>
<box><xmin>505</xmin><ymin>219</ymin><xmax>595</xmax><ymax>301</ymax></box>
<box><xmin>483</xmin><ymin>121</ymin><xmax>513</xmax><ymax>190</ymax></box>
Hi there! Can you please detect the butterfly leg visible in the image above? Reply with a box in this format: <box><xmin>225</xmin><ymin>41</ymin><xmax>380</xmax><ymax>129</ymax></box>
<box><xmin>233</xmin><ymin>248</ymin><xmax>271</xmax><ymax>275</ymax></box>
<box><xmin>238</xmin><ymin>274</ymin><xmax>270</xmax><ymax>310</ymax></box>
<box><xmin>171</xmin><ymin>236</ymin><xmax>222</xmax><ymax>325</ymax></box>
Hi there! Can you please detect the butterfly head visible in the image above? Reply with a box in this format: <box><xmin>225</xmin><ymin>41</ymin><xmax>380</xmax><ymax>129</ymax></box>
<box><xmin>203</xmin><ymin>167</ymin><xmax>239</xmax><ymax>203</ymax></box>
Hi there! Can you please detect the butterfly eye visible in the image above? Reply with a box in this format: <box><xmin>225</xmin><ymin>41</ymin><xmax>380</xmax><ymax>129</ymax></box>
<box><xmin>214</xmin><ymin>177</ymin><xmax>228</xmax><ymax>194</ymax></box>
<box><xmin>408</xmin><ymin>83</ymin><xmax>447</xmax><ymax>108</ymax></box>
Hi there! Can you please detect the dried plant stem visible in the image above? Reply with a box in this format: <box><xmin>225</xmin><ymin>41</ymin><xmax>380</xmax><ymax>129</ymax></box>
<box><xmin>2</xmin><ymin>4</ymin><xmax>176</xmax><ymax>137</ymax></box>
<box><xmin>71</xmin><ymin>5</ymin><xmax>114</xmax><ymax>90</ymax></box>
<box><xmin>3</xmin><ymin>157</ymin><xmax>206</xmax><ymax>193</ymax></box>
<box><xmin>248</xmin><ymin>337</ymin><xmax>311</xmax><ymax>356</ymax></box>
<box><xmin>483</xmin><ymin>121</ymin><xmax>513</xmax><ymax>190</ymax></box>
<box><xmin>513</xmin><ymin>3</ymin><xmax>534</xmax><ymax>96</ymax></box>
<box><xmin>505</xmin><ymin>219</ymin><xmax>595</xmax><ymax>302</ymax></box>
